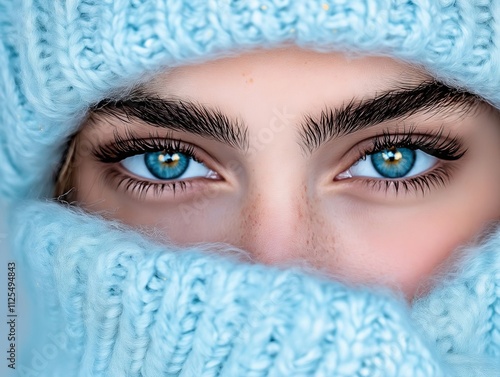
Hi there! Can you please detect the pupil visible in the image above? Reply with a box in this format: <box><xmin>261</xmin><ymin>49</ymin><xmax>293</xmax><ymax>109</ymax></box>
<box><xmin>159</xmin><ymin>153</ymin><xmax>180</xmax><ymax>166</ymax></box>
<box><xmin>145</xmin><ymin>151</ymin><xmax>190</xmax><ymax>180</ymax></box>
<box><xmin>382</xmin><ymin>148</ymin><xmax>403</xmax><ymax>164</ymax></box>
<box><xmin>371</xmin><ymin>147</ymin><xmax>416</xmax><ymax>179</ymax></box>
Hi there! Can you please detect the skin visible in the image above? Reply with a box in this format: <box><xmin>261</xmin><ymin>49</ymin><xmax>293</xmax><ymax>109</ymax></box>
<box><xmin>67</xmin><ymin>47</ymin><xmax>500</xmax><ymax>299</ymax></box>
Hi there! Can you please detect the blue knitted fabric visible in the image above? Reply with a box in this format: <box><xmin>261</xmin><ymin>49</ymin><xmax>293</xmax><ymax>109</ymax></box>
<box><xmin>9</xmin><ymin>201</ymin><xmax>500</xmax><ymax>376</ymax></box>
<box><xmin>1</xmin><ymin>0</ymin><xmax>500</xmax><ymax>199</ymax></box>
<box><xmin>1</xmin><ymin>0</ymin><xmax>500</xmax><ymax>376</ymax></box>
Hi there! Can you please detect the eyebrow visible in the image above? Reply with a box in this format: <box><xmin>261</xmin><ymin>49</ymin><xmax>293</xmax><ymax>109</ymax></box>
<box><xmin>90</xmin><ymin>80</ymin><xmax>481</xmax><ymax>154</ymax></box>
<box><xmin>299</xmin><ymin>80</ymin><xmax>481</xmax><ymax>154</ymax></box>
<box><xmin>91</xmin><ymin>94</ymin><xmax>250</xmax><ymax>150</ymax></box>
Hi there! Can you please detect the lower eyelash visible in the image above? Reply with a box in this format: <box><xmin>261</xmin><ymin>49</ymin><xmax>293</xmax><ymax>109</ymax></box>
<box><xmin>103</xmin><ymin>168</ymin><xmax>191</xmax><ymax>199</ymax></box>
<box><xmin>359</xmin><ymin>165</ymin><xmax>454</xmax><ymax>196</ymax></box>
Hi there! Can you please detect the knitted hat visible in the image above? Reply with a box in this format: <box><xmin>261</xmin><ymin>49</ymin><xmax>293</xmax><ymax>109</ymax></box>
<box><xmin>1</xmin><ymin>0</ymin><xmax>500</xmax><ymax>200</ymax></box>
<box><xmin>2</xmin><ymin>1</ymin><xmax>500</xmax><ymax>376</ymax></box>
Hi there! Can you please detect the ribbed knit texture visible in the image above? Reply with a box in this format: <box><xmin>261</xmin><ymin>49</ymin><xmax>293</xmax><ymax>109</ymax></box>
<box><xmin>1</xmin><ymin>0</ymin><xmax>500</xmax><ymax>199</ymax></box>
<box><xmin>2</xmin><ymin>1</ymin><xmax>500</xmax><ymax>376</ymax></box>
<box><xmin>9</xmin><ymin>201</ymin><xmax>500</xmax><ymax>376</ymax></box>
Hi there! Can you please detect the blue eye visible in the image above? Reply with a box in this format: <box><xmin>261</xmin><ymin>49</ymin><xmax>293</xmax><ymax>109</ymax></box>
<box><xmin>371</xmin><ymin>147</ymin><xmax>416</xmax><ymax>178</ymax></box>
<box><xmin>348</xmin><ymin>147</ymin><xmax>437</xmax><ymax>179</ymax></box>
<box><xmin>121</xmin><ymin>151</ymin><xmax>213</xmax><ymax>181</ymax></box>
<box><xmin>145</xmin><ymin>151</ymin><xmax>189</xmax><ymax>179</ymax></box>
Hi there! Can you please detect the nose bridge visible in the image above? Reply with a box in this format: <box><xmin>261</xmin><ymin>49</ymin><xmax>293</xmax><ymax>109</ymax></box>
<box><xmin>234</xmin><ymin>102</ymin><xmax>313</xmax><ymax>264</ymax></box>
<box><xmin>238</xmin><ymin>184</ymin><xmax>310</xmax><ymax>265</ymax></box>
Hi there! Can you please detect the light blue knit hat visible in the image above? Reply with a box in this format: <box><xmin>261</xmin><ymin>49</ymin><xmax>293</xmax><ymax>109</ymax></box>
<box><xmin>1</xmin><ymin>0</ymin><xmax>500</xmax><ymax>200</ymax></box>
<box><xmin>2</xmin><ymin>1</ymin><xmax>500</xmax><ymax>376</ymax></box>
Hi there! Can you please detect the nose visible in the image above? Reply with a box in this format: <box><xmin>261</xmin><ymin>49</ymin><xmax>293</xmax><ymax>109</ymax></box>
<box><xmin>237</xmin><ymin>187</ymin><xmax>313</xmax><ymax>266</ymax></box>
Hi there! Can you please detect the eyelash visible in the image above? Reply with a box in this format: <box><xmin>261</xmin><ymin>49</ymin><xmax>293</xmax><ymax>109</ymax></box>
<box><xmin>93</xmin><ymin>127</ymin><xmax>466</xmax><ymax>198</ymax></box>
<box><xmin>347</xmin><ymin>126</ymin><xmax>466</xmax><ymax>195</ymax></box>
<box><xmin>364</xmin><ymin>127</ymin><xmax>465</xmax><ymax>160</ymax></box>
<box><xmin>94</xmin><ymin>131</ymin><xmax>200</xmax><ymax>163</ymax></box>
<box><xmin>93</xmin><ymin>131</ymin><xmax>207</xmax><ymax>197</ymax></box>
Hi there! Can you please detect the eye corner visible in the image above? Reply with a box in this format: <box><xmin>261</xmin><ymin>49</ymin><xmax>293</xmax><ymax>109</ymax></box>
<box><xmin>333</xmin><ymin>170</ymin><xmax>353</xmax><ymax>181</ymax></box>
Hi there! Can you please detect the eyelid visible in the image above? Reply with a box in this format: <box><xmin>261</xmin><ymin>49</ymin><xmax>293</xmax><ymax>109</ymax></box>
<box><xmin>369</xmin><ymin>127</ymin><xmax>466</xmax><ymax>160</ymax></box>
<box><xmin>93</xmin><ymin>129</ymin><xmax>228</xmax><ymax>169</ymax></box>
<box><xmin>339</xmin><ymin>126</ymin><xmax>467</xmax><ymax>173</ymax></box>
<box><xmin>93</xmin><ymin>130</ymin><xmax>194</xmax><ymax>162</ymax></box>
<box><xmin>91</xmin><ymin>130</ymin><xmax>228</xmax><ymax>199</ymax></box>
<box><xmin>332</xmin><ymin>127</ymin><xmax>467</xmax><ymax>197</ymax></box>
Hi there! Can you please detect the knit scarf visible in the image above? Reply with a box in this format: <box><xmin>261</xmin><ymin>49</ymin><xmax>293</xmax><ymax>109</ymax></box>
<box><xmin>9</xmin><ymin>201</ymin><xmax>500</xmax><ymax>376</ymax></box>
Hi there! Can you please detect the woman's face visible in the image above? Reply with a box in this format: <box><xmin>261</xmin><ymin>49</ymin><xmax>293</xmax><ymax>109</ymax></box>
<box><xmin>68</xmin><ymin>47</ymin><xmax>500</xmax><ymax>298</ymax></box>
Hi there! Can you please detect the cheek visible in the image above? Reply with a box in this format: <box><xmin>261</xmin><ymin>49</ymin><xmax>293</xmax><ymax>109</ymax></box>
<box><xmin>339</xmin><ymin>210</ymin><xmax>460</xmax><ymax>294</ymax></box>
<box><xmin>322</xmin><ymin>189</ymin><xmax>500</xmax><ymax>298</ymax></box>
<box><xmin>77</xmin><ymin>179</ymin><xmax>239</xmax><ymax>246</ymax></box>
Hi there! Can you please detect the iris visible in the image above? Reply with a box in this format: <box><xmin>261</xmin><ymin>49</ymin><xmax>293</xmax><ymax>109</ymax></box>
<box><xmin>370</xmin><ymin>147</ymin><xmax>416</xmax><ymax>178</ymax></box>
<box><xmin>144</xmin><ymin>151</ymin><xmax>190</xmax><ymax>180</ymax></box>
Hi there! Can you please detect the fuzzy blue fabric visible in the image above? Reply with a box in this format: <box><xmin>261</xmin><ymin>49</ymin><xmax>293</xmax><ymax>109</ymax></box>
<box><xmin>1</xmin><ymin>0</ymin><xmax>500</xmax><ymax>199</ymax></box>
<box><xmin>2</xmin><ymin>0</ymin><xmax>500</xmax><ymax>376</ymax></box>
<box><xmin>9</xmin><ymin>201</ymin><xmax>500</xmax><ymax>376</ymax></box>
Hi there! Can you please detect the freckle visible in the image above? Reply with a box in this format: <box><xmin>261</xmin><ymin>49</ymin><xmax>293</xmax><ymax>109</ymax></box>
<box><xmin>296</xmin><ymin>203</ymin><xmax>303</xmax><ymax>222</ymax></box>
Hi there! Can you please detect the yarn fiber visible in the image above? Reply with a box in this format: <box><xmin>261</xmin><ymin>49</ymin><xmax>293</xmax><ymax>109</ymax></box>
<box><xmin>10</xmin><ymin>201</ymin><xmax>500</xmax><ymax>376</ymax></box>
<box><xmin>2</xmin><ymin>1</ymin><xmax>500</xmax><ymax>376</ymax></box>
<box><xmin>6</xmin><ymin>202</ymin><xmax>440</xmax><ymax>376</ymax></box>
<box><xmin>1</xmin><ymin>0</ymin><xmax>500</xmax><ymax>199</ymax></box>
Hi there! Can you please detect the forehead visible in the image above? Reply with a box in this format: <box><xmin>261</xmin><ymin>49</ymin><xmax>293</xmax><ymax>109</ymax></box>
<box><xmin>85</xmin><ymin>47</ymin><xmax>481</xmax><ymax>154</ymax></box>
<box><xmin>144</xmin><ymin>47</ymin><xmax>433</xmax><ymax>110</ymax></box>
